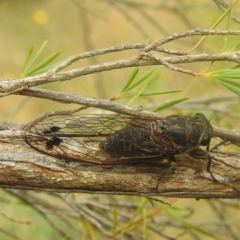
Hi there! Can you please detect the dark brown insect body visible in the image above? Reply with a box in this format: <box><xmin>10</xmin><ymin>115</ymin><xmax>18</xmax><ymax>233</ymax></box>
<box><xmin>23</xmin><ymin>113</ymin><xmax>212</xmax><ymax>164</ymax></box>
<box><xmin>100</xmin><ymin>113</ymin><xmax>212</xmax><ymax>157</ymax></box>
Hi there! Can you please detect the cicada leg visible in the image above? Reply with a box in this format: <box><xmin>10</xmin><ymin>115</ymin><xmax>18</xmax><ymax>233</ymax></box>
<box><xmin>156</xmin><ymin>155</ymin><xmax>179</xmax><ymax>183</ymax></box>
<box><xmin>189</xmin><ymin>147</ymin><xmax>217</xmax><ymax>182</ymax></box>
<box><xmin>189</xmin><ymin>148</ymin><xmax>209</xmax><ymax>159</ymax></box>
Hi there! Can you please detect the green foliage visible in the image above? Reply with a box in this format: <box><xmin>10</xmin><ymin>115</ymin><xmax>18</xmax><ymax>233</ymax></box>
<box><xmin>150</xmin><ymin>97</ymin><xmax>190</xmax><ymax>112</ymax></box>
<box><xmin>189</xmin><ymin>0</ymin><xmax>238</xmax><ymax>52</ymax></box>
<box><xmin>205</xmin><ymin>67</ymin><xmax>240</xmax><ymax>96</ymax></box>
<box><xmin>115</xmin><ymin>67</ymin><xmax>185</xmax><ymax>110</ymax></box>
<box><xmin>161</xmin><ymin>204</ymin><xmax>217</xmax><ymax>239</ymax></box>
<box><xmin>20</xmin><ymin>40</ymin><xmax>61</xmax><ymax>77</ymax></box>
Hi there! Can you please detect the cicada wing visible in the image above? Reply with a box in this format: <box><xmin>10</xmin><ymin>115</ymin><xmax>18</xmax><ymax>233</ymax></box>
<box><xmin>24</xmin><ymin>114</ymin><xmax>165</xmax><ymax>164</ymax></box>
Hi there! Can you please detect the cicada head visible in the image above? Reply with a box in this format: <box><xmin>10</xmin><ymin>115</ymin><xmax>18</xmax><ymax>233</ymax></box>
<box><xmin>194</xmin><ymin>113</ymin><xmax>213</xmax><ymax>146</ymax></box>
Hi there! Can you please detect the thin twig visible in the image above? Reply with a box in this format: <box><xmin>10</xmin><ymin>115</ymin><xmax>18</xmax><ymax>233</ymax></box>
<box><xmin>5</xmin><ymin>189</ymin><xmax>75</xmax><ymax>240</ymax></box>
<box><xmin>213</xmin><ymin>0</ymin><xmax>240</xmax><ymax>23</ymax></box>
<box><xmin>1</xmin><ymin>29</ymin><xmax>240</xmax><ymax>94</ymax></box>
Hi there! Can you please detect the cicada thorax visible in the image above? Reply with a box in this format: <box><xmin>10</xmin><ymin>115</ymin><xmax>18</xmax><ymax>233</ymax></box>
<box><xmin>162</xmin><ymin>113</ymin><xmax>212</xmax><ymax>152</ymax></box>
<box><xmin>162</xmin><ymin>113</ymin><xmax>213</xmax><ymax>173</ymax></box>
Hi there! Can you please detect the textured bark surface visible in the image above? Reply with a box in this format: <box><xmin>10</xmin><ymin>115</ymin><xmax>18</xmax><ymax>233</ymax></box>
<box><xmin>1</xmin><ymin>129</ymin><xmax>240</xmax><ymax>198</ymax></box>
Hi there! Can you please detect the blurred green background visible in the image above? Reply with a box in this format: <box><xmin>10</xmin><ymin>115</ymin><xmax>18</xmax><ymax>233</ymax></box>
<box><xmin>1</xmin><ymin>0</ymin><xmax>240</xmax><ymax>239</ymax></box>
<box><xmin>1</xmin><ymin>0</ymin><xmax>240</xmax><ymax>124</ymax></box>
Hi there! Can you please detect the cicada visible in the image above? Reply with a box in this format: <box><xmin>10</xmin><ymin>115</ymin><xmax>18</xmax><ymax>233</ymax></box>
<box><xmin>23</xmin><ymin>112</ymin><xmax>212</xmax><ymax>164</ymax></box>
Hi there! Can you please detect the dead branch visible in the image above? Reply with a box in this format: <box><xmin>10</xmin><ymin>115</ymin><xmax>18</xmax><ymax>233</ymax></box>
<box><xmin>0</xmin><ymin>127</ymin><xmax>240</xmax><ymax>198</ymax></box>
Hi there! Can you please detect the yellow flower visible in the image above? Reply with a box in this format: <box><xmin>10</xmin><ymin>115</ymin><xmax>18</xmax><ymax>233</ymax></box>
<box><xmin>33</xmin><ymin>10</ymin><xmax>49</xmax><ymax>25</ymax></box>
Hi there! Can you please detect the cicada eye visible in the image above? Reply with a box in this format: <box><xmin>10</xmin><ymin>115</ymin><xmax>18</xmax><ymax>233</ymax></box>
<box><xmin>201</xmin><ymin>133</ymin><xmax>211</xmax><ymax>146</ymax></box>
<box><xmin>195</xmin><ymin>113</ymin><xmax>205</xmax><ymax>120</ymax></box>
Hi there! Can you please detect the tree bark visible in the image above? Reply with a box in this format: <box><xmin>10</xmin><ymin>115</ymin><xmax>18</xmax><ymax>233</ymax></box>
<box><xmin>1</xmin><ymin>128</ymin><xmax>240</xmax><ymax>198</ymax></box>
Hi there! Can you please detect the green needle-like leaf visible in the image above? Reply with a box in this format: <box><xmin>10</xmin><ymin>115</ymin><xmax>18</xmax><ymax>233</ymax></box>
<box><xmin>165</xmin><ymin>207</ymin><xmax>217</xmax><ymax>239</ymax></box>
<box><xmin>140</xmin><ymin>89</ymin><xmax>182</xmax><ymax>96</ymax></box>
<box><xmin>212</xmin><ymin>77</ymin><xmax>240</xmax><ymax>96</ymax></box>
<box><xmin>34</xmin><ymin>55</ymin><xmax>73</xmax><ymax>74</ymax></box>
<box><xmin>151</xmin><ymin>98</ymin><xmax>189</xmax><ymax>112</ymax></box>
<box><xmin>189</xmin><ymin>0</ymin><xmax>238</xmax><ymax>52</ymax></box>
<box><xmin>126</xmin><ymin>84</ymin><xmax>148</xmax><ymax>106</ymax></box>
<box><xmin>125</xmin><ymin>67</ymin><xmax>161</xmax><ymax>92</ymax></box>
<box><xmin>20</xmin><ymin>45</ymin><xmax>34</xmax><ymax>77</ymax></box>
<box><xmin>25</xmin><ymin>40</ymin><xmax>47</xmax><ymax>73</ymax></box>
<box><xmin>25</xmin><ymin>51</ymin><xmax>61</xmax><ymax>76</ymax></box>
<box><xmin>119</xmin><ymin>67</ymin><xmax>139</xmax><ymax>95</ymax></box>
<box><xmin>204</xmin><ymin>67</ymin><xmax>240</xmax><ymax>95</ymax></box>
